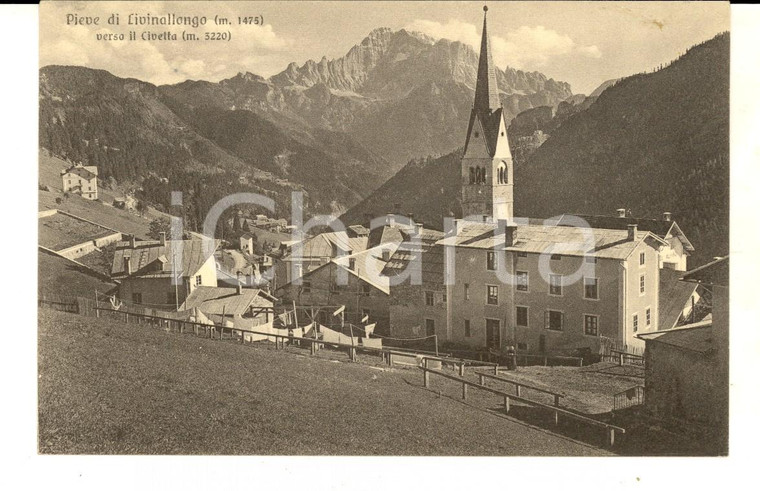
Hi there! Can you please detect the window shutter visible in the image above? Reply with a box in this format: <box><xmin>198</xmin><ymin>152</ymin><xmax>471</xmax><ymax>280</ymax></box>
<box><xmin>544</xmin><ymin>311</ymin><xmax>550</xmax><ymax>329</ymax></box>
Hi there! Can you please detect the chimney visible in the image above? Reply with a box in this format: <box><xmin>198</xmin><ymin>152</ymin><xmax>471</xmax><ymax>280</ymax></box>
<box><xmin>414</xmin><ymin>222</ymin><xmax>423</xmax><ymax>236</ymax></box>
<box><xmin>236</xmin><ymin>272</ymin><xmax>243</xmax><ymax>295</ymax></box>
<box><xmin>407</xmin><ymin>213</ymin><xmax>415</xmax><ymax>226</ymax></box>
<box><xmin>498</xmin><ymin>219</ymin><xmax>517</xmax><ymax>247</ymax></box>
<box><xmin>386</xmin><ymin>213</ymin><xmax>395</xmax><ymax>227</ymax></box>
<box><xmin>130</xmin><ymin>235</ymin><xmax>137</xmax><ymax>249</ymax></box>
<box><xmin>123</xmin><ymin>256</ymin><xmax>132</xmax><ymax>275</ymax></box>
<box><xmin>663</xmin><ymin>212</ymin><xmax>672</xmax><ymax>222</ymax></box>
<box><xmin>159</xmin><ymin>231</ymin><xmax>166</xmax><ymax>247</ymax></box>
<box><xmin>382</xmin><ymin>250</ymin><xmax>390</xmax><ymax>262</ymax></box>
<box><xmin>617</xmin><ymin>208</ymin><xmax>627</xmax><ymax>218</ymax></box>
<box><xmin>482</xmin><ymin>214</ymin><xmax>489</xmax><ymax>223</ymax></box>
<box><xmin>627</xmin><ymin>224</ymin><xmax>638</xmax><ymax>241</ymax></box>
<box><xmin>393</xmin><ymin>203</ymin><xmax>401</xmax><ymax>215</ymax></box>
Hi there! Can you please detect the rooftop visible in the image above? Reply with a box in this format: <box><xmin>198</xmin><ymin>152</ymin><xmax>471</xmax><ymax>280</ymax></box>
<box><xmin>659</xmin><ymin>268</ymin><xmax>701</xmax><ymax>330</ymax></box>
<box><xmin>111</xmin><ymin>239</ymin><xmax>219</xmax><ymax>279</ymax></box>
<box><xmin>437</xmin><ymin>220</ymin><xmax>665</xmax><ymax>260</ymax></box>
<box><xmin>179</xmin><ymin>286</ymin><xmax>273</xmax><ymax>316</ymax></box>
<box><xmin>382</xmin><ymin>229</ymin><xmax>446</xmax><ymax>285</ymax></box>
<box><xmin>681</xmin><ymin>256</ymin><xmax>728</xmax><ymax>287</ymax></box>
<box><xmin>556</xmin><ymin>213</ymin><xmax>694</xmax><ymax>252</ymax></box>
<box><xmin>638</xmin><ymin>323</ymin><xmax>714</xmax><ymax>354</ymax></box>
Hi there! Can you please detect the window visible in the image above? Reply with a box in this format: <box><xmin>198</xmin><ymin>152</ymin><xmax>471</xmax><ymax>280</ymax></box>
<box><xmin>545</xmin><ymin>310</ymin><xmax>564</xmax><ymax>331</ymax></box>
<box><xmin>360</xmin><ymin>283</ymin><xmax>371</xmax><ymax>296</ymax></box>
<box><xmin>348</xmin><ymin>258</ymin><xmax>356</xmax><ymax>270</ymax></box>
<box><xmin>195</xmin><ymin>275</ymin><xmax>202</xmax><ymax>286</ymax></box>
<box><xmin>551</xmin><ymin>254</ymin><xmax>562</xmax><ymax>261</ymax></box>
<box><xmin>584</xmin><ymin>277</ymin><xmax>599</xmax><ymax>300</ymax></box>
<box><xmin>640</xmin><ymin>252</ymin><xmax>646</xmax><ymax>266</ymax></box>
<box><xmin>516</xmin><ymin>306</ymin><xmax>528</xmax><ymax>327</ymax></box>
<box><xmin>516</xmin><ymin>271</ymin><xmax>529</xmax><ymax>292</ymax></box>
<box><xmin>549</xmin><ymin>274</ymin><xmax>563</xmax><ymax>296</ymax></box>
<box><xmin>584</xmin><ymin>315</ymin><xmax>599</xmax><ymax>336</ymax></box>
<box><xmin>486</xmin><ymin>251</ymin><xmax>496</xmax><ymax>271</ymax></box>
<box><xmin>486</xmin><ymin>319</ymin><xmax>501</xmax><ymax>348</ymax></box>
<box><xmin>497</xmin><ymin>162</ymin><xmax>508</xmax><ymax>185</ymax></box>
<box><xmin>517</xmin><ymin>342</ymin><xmax>528</xmax><ymax>351</ymax></box>
<box><xmin>132</xmin><ymin>293</ymin><xmax>142</xmax><ymax>304</ymax></box>
<box><xmin>464</xmin><ymin>319</ymin><xmax>471</xmax><ymax>337</ymax></box>
<box><xmin>425</xmin><ymin>291</ymin><xmax>434</xmax><ymax>306</ymax></box>
<box><xmin>633</xmin><ymin>314</ymin><xmax>639</xmax><ymax>333</ymax></box>
<box><xmin>442</xmin><ymin>291</ymin><xmax>447</xmax><ymax>303</ymax></box>
<box><xmin>640</xmin><ymin>274</ymin><xmax>646</xmax><ymax>294</ymax></box>
<box><xmin>302</xmin><ymin>281</ymin><xmax>311</xmax><ymax>294</ymax></box>
<box><xmin>464</xmin><ymin>283</ymin><xmax>470</xmax><ymax>300</ymax></box>
<box><xmin>425</xmin><ymin>318</ymin><xmax>435</xmax><ymax>336</ymax></box>
<box><xmin>487</xmin><ymin>285</ymin><xmax>499</xmax><ymax>305</ymax></box>
<box><xmin>469</xmin><ymin>167</ymin><xmax>475</xmax><ymax>184</ymax></box>
<box><xmin>646</xmin><ymin>308</ymin><xmax>651</xmax><ymax>327</ymax></box>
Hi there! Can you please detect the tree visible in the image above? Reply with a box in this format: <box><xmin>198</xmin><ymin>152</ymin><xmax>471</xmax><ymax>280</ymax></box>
<box><xmin>135</xmin><ymin>199</ymin><xmax>147</xmax><ymax>217</ymax></box>
<box><xmin>148</xmin><ymin>217</ymin><xmax>172</xmax><ymax>240</ymax></box>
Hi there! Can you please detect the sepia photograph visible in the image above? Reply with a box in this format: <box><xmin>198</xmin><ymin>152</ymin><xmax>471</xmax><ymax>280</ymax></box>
<box><xmin>33</xmin><ymin>0</ymin><xmax>736</xmax><ymax>463</ymax></box>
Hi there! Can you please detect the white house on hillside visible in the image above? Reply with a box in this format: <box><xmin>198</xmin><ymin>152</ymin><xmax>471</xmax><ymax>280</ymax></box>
<box><xmin>61</xmin><ymin>163</ymin><xmax>99</xmax><ymax>200</ymax></box>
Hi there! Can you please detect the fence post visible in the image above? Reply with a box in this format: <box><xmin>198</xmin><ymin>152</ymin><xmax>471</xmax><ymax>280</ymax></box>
<box><xmin>494</xmin><ymin>364</ymin><xmax>498</xmax><ymax>375</ymax></box>
<box><xmin>554</xmin><ymin>395</ymin><xmax>561</xmax><ymax>407</ymax></box>
<box><xmin>504</xmin><ymin>396</ymin><xmax>510</xmax><ymax>412</ymax></box>
<box><xmin>462</xmin><ymin>381</ymin><xmax>467</xmax><ymax>400</ymax></box>
<box><xmin>424</xmin><ymin>367</ymin><xmax>430</xmax><ymax>388</ymax></box>
<box><xmin>608</xmin><ymin>428</ymin><xmax>615</xmax><ymax>447</ymax></box>
<box><xmin>516</xmin><ymin>384</ymin><xmax>521</xmax><ymax>397</ymax></box>
<box><xmin>554</xmin><ymin>410</ymin><xmax>559</xmax><ymax>426</ymax></box>
<box><xmin>619</xmin><ymin>353</ymin><xmax>624</xmax><ymax>366</ymax></box>
<box><xmin>240</xmin><ymin>330</ymin><xmax>244</xmax><ymax>344</ymax></box>
<box><xmin>459</xmin><ymin>362</ymin><xmax>464</xmax><ymax>377</ymax></box>
<box><xmin>478</xmin><ymin>374</ymin><xmax>484</xmax><ymax>386</ymax></box>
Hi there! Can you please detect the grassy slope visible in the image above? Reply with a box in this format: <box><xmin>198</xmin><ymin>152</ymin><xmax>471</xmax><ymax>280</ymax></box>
<box><xmin>39</xmin><ymin>150</ymin><xmax>156</xmax><ymax>239</ymax></box>
<box><xmin>38</xmin><ymin>250</ymin><xmax>116</xmax><ymax>298</ymax></box>
<box><xmin>38</xmin><ymin>309</ymin><xmax>606</xmax><ymax>456</ymax></box>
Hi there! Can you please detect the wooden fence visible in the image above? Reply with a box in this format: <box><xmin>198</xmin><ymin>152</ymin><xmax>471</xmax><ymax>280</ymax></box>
<box><xmin>603</xmin><ymin>349</ymin><xmax>645</xmax><ymax>367</ymax></box>
<box><xmin>421</xmin><ymin>363</ymin><xmax>626</xmax><ymax>447</ymax></box>
<box><xmin>613</xmin><ymin>386</ymin><xmax>645</xmax><ymax>411</ymax></box>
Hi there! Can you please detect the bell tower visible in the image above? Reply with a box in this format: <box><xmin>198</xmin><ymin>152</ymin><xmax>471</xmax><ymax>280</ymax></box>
<box><xmin>461</xmin><ymin>5</ymin><xmax>514</xmax><ymax>221</ymax></box>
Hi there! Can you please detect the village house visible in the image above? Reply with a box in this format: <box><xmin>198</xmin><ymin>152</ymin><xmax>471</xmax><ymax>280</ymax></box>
<box><xmin>638</xmin><ymin>256</ymin><xmax>728</xmax><ymax>453</ymax></box>
<box><xmin>61</xmin><ymin>163</ymin><xmax>99</xmax><ymax>200</ymax></box>
<box><xmin>382</xmin><ymin>225</ymin><xmax>446</xmax><ymax>340</ymax></box>
<box><xmin>438</xmin><ymin>219</ymin><xmax>664</xmax><ymax>354</ymax></box>
<box><xmin>275</xmin><ymin>217</ymin><xmax>410</xmax><ymax>287</ymax></box>
<box><xmin>556</xmin><ymin>209</ymin><xmax>695</xmax><ymax>271</ymax></box>
<box><xmin>111</xmin><ymin>233</ymin><xmax>219</xmax><ymax>309</ymax></box>
<box><xmin>179</xmin><ymin>282</ymin><xmax>276</xmax><ymax>327</ymax></box>
<box><xmin>275</xmin><ymin>242</ymin><xmax>400</xmax><ymax>336</ymax></box>
<box><xmin>239</xmin><ymin>233</ymin><xmax>254</xmax><ymax>254</ymax></box>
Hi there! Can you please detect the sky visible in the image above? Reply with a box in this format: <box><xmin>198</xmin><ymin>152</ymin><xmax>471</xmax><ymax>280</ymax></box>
<box><xmin>40</xmin><ymin>1</ymin><xmax>730</xmax><ymax>95</ymax></box>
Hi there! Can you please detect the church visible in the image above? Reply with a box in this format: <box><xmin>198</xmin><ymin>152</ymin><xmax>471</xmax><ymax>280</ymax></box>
<box><xmin>385</xmin><ymin>6</ymin><xmax>676</xmax><ymax>356</ymax></box>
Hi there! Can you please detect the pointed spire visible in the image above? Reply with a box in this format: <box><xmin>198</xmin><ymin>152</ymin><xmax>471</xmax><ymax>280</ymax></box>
<box><xmin>473</xmin><ymin>5</ymin><xmax>501</xmax><ymax>114</ymax></box>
